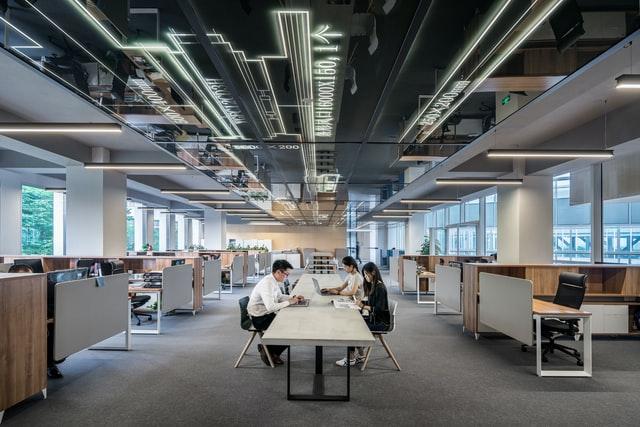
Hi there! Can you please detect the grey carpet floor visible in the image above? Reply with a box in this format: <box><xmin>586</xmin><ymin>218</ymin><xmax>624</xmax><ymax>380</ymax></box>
<box><xmin>4</xmin><ymin>271</ymin><xmax>640</xmax><ymax>426</ymax></box>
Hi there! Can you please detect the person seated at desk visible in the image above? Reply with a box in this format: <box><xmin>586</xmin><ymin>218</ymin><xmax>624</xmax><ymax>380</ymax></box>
<box><xmin>247</xmin><ymin>260</ymin><xmax>303</xmax><ymax>366</ymax></box>
<box><xmin>359</xmin><ymin>262</ymin><xmax>391</xmax><ymax>332</ymax></box>
<box><xmin>336</xmin><ymin>262</ymin><xmax>391</xmax><ymax>367</ymax></box>
<box><xmin>324</xmin><ymin>256</ymin><xmax>364</xmax><ymax>300</ymax></box>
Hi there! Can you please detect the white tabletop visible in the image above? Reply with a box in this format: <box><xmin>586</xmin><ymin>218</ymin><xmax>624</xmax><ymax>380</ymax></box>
<box><xmin>261</xmin><ymin>274</ymin><xmax>375</xmax><ymax>347</ymax></box>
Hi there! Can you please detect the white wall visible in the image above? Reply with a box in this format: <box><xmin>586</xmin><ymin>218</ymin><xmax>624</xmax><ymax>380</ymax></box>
<box><xmin>0</xmin><ymin>173</ymin><xmax>22</xmax><ymax>254</ymax></box>
<box><xmin>227</xmin><ymin>225</ymin><xmax>346</xmax><ymax>252</ymax></box>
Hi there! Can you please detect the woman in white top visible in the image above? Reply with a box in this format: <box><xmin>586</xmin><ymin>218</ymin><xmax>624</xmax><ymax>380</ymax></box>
<box><xmin>324</xmin><ymin>256</ymin><xmax>364</xmax><ymax>300</ymax></box>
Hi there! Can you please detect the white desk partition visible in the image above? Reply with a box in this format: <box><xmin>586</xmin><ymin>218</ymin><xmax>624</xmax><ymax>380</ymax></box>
<box><xmin>435</xmin><ymin>265</ymin><xmax>462</xmax><ymax>314</ymax></box>
<box><xmin>231</xmin><ymin>255</ymin><xmax>244</xmax><ymax>285</ymax></box>
<box><xmin>162</xmin><ymin>264</ymin><xmax>194</xmax><ymax>313</ymax></box>
<box><xmin>478</xmin><ymin>272</ymin><xmax>533</xmax><ymax>346</ymax></box>
<box><xmin>389</xmin><ymin>256</ymin><xmax>399</xmax><ymax>286</ymax></box>
<box><xmin>54</xmin><ymin>273</ymin><xmax>129</xmax><ymax>360</ymax></box>
<box><xmin>402</xmin><ymin>259</ymin><xmax>418</xmax><ymax>293</ymax></box>
<box><xmin>248</xmin><ymin>254</ymin><xmax>256</xmax><ymax>277</ymax></box>
<box><xmin>203</xmin><ymin>259</ymin><xmax>221</xmax><ymax>298</ymax></box>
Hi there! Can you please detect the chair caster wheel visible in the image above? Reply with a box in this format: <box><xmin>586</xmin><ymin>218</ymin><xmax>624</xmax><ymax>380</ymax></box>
<box><xmin>577</xmin><ymin>360</ymin><xmax>584</xmax><ymax>367</ymax></box>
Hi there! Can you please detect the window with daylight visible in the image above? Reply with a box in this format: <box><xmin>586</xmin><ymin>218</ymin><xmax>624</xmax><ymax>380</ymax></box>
<box><xmin>552</xmin><ymin>170</ymin><xmax>592</xmax><ymax>263</ymax></box>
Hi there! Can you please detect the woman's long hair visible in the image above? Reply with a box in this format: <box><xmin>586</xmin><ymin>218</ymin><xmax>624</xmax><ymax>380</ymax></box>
<box><xmin>361</xmin><ymin>262</ymin><xmax>384</xmax><ymax>296</ymax></box>
<box><xmin>342</xmin><ymin>256</ymin><xmax>358</xmax><ymax>271</ymax></box>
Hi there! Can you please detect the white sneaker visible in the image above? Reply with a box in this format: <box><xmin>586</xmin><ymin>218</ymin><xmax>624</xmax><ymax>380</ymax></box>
<box><xmin>335</xmin><ymin>357</ymin><xmax>356</xmax><ymax>367</ymax></box>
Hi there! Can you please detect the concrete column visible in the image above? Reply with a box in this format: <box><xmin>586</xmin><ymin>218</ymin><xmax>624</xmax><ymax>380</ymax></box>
<box><xmin>0</xmin><ymin>174</ymin><xmax>22</xmax><ymax>254</ymax></box>
<box><xmin>176</xmin><ymin>214</ymin><xmax>185</xmax><ymax>250</ymax></box>
<box><xmin>144</xmin><ymin>209</ymin><xmax>154</xmax><ymax>248</ymax></box>
<box><xmin>405</xmin><ymin>213</ymin><xmax>426</xmax><ymax>254</ymax></box>
<box><xmin>591</xmin><ymin>164</ymin><xmax>603</xmax><ymax>263</ymax></box>
<box><xmin>158</xmin><ymin>211</ymin><xmax>167</xmax><ymax>251</ymax></box>
<box><xmin>65</xmin><ymin>166</ymin><xmax>127</xmax><ymax>256</ymax></box>
<box><xmin>133</xmin><ymin>203</ymin><xmax>144</xmax><ymax>252</ymax></box>
<box><xmin>204</xmin><ymin>209</ymin><xmax>226</xmax><ymax>249</ymax></box>
<box><xmin>53</xmin><ymin>192</ymin><xmax>65</xmax><ymax>255</ymax></box>
<box><xmin>497</xmin><ymin>176</ymin><xmax>553</xmax><ymax>263</ymax></box>
<box><xmin>167</xmin><ymin>214</ymin><xmax>177</xmax><ymax>250</ymax></box>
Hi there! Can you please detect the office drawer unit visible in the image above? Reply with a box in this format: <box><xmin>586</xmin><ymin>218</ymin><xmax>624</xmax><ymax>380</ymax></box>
<box><xmin>581</xmin><ymin>305</ymin><xmax>629</xmax><ymax>334</ymax></box>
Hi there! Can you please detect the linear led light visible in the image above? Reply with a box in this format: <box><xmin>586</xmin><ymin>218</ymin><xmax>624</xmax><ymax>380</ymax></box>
<box><xmin>400</xmin><ymin>199</ymin><xmax>460</xmax><ymax>204</ymax></box>
<box><xmin>247</xmin><ymin>221</ymin><xmax>284</xmax><ymax>226</ymax></box>
<box><xmin>160</xmin><ymin>189</ymin><xmax>230</xmax><ymax>195</ymax></box>
<box><xmin>136</xmin><ymin>206</ymin><xmax>168</xmax><ymax>210</ymax></box>
<box><xmin>84</xmin><ymin>163</ymin><xmax>187</xmax><ymax>170</ymax></box>
<box><xmin>229</xmin><ymin>213</ymin><xmax>270</xmax><ymax>217</ymax></box>
<box><xmin>188</xmin><ymin>200</ymin><xmax>246</xmax><ymax>204</ymax></box>
<box><xmin>217</xmin><ymin>208</ymin><xmax>262</xmax><ymax>212</ymax></box>
<box><xmin>372</xmin><ymin>215</ymin><xmax>411</xmax><ymax>219</ymax></box>
<box><xmin>615</xmin><ymin>74</ymin><xmax>640</xmax><ymax>89</ymax></box>
<box><xmin>241</xmin><ymin>217</ymin><xmax>275</xmax><ymax>221</ymax></box>
<box><xmin>487</xmin><ymin>149</ymin><xmax>614</xmax><ymax>159</ymax></box>
<box><xmin>436</xmin><ymin>178</ymin><xmax>523</xmax><ymax>185</ymax></box>
<box><xmin>0</xmin><ymin>123</ymin><xmax>121</xmax><ymax>133</ymax></box>
<box><xmin>44</xmin><ymin>187</ymin><xmax>66</xmax><ymax>192</ymax></box>
<box><xmin>383</xmin><ymin>209</ymin><xmax>431</xmax><ymax>213</ymax></box>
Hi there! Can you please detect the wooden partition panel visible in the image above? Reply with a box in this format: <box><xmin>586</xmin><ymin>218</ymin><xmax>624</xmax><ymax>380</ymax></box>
<box><xmin>0</xmin><ymin>273</ymin><xmax>47</xmax><ymax>412</ymax></box>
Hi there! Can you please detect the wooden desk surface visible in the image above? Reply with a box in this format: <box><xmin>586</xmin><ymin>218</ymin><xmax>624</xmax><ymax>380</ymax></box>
<box><xmin>418</xmin><ymin>271</ymin><xmax>436</xmax><ymax>278</ymax></box>
<box><xmin>128</xmin><ymin>286</ymin><xmax>162</xmax><ymax>293</ymax></box>
<box><xmin>533</xmin><ymin>299</ymin><xmax>591</xmax><ymax>316</ymax></box>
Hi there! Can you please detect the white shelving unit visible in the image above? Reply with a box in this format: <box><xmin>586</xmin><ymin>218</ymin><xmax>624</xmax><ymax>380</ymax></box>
<box><xmin>306</xmin><ymin>252</ymin><xmax>337</xmax><ymax>274</ymax></box>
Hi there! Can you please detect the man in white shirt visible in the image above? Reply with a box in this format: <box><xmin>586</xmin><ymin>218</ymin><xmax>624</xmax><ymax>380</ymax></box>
<box><xmin>248</xmin><ymin>260</ymin><xmax>304</xmax><ymax>365</ymax></box>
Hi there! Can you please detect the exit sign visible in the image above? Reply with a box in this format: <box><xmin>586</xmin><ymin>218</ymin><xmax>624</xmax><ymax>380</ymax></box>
<box><xmin>501</xmin><ymin>94</ymin><xmax>511</xmax><ymax>105</ymax></box>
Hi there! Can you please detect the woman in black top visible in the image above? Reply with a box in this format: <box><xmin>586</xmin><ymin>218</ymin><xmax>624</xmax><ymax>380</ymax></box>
<box><xmin>360</xmin><ymin>262</ymin><xmax>391</xmax><ymax>331</ymax></box>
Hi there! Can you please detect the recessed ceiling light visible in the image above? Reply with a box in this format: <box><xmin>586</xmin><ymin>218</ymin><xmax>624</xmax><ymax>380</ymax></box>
<box><xmin>0</xmin><ymin>122</ymin><xmax>122</xmax><ymax>133</ymax></box>
<box><xmin>161</xmin><ymin>189</ymin><xmax>230</xmax><ymax>195</ymax></box>
<box><xmin>487</xmin><ymin>149</ymin><xmax>614</xmax><ymax>158</ymax></box>
<box><xmin>436</xmin><ymin>178</ymin><xmax>523</xmax><ymax>185</ymax></box>
<box><xmin>84</xmin><ymin>163</ymin><xmax>187</xmax><ymax>170</ymax></box>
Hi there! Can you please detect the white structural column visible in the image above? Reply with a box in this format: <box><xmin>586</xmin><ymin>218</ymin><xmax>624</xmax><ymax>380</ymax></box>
<box><xmin>133</xmin><ymin>202</ymin><xmax>144</xmax><ymax>252</ymax></box>
<box><xmin>53</xmin><ymin>192</ymin><xmax>65</xmax><ymax>255</ymax></box>
<box><xmin>158</xmin><ymin>211</ymin><xmax>168</xmax><ymax>251</ymax></box>
<box><xmin>65</xmin><ymin>166</ymin><xmax>127</xmax><ymax>256</ymax></box>
<box><xmin>497</xmin><ymin>176</ymin><xmax>553</xmax><ymax>263</ymax></box>
<box><xmin>0</xmin><ymin>173</ymin><xmax>22</xmax><ymax>254</ymax></box>
<box><xmin>144</xmin><ymin>209</ymin><xmax>155</xmax><ymax>248</ymax></box>
<box><xmin>204</xmin><ymin>209</ymin><xmax>226</xmax><ymax>249</ymax></box>
<box><xmin>405</xmin><ymin>213</ymin><xmax>426</xmax><ymax>254</ymax></box>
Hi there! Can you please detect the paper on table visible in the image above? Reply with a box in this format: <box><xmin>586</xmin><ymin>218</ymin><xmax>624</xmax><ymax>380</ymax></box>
<box><xmin>333</xmin><ymin>297</ymin><xmax>359</xmax><ymax>310</ymax></box>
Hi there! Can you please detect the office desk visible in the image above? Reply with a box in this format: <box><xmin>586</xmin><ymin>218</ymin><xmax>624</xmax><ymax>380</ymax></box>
<box><xmin>262</xmin><ymin>274</ymin><xmax>374</xmax><ymax>401</ymax></box>
<box><xmin>533</xmin><ymin>299</ymin><xmax>592</xmax><ymax>377</ymax></box>
<box><xmin>417</xmin><ymin>271</ymin><xmax>436</xmax><ymax>304</ymax></box>
<box><xmin>129</xmin><ymin>286</ymin><xmax>162</xmax><ymax>335</ymax></box>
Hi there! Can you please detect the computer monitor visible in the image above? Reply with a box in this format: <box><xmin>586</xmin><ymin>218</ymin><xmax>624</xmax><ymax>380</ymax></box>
<box><xmin>77</xmin><ymin>258</ymin><xmax>100</xmax><ymax>276</ymax></box>
<box><xmin>171</xmin><ymin>259</ymin><xmax>186</xmax><ymax>266</ymax></box>
<box><xmin>100</xmin><ymin>260</ymin><xmax>125</xmax><ymax>276</ymax></box>
<box><xmin>46</xmin><ymin>268</ymin><xmax>89</xmax><ymax>316</ymax></box>
<box><xmin>14</xmin><ymin>258</ymin><xmax>44</xmax><ymax>273</ymax></box>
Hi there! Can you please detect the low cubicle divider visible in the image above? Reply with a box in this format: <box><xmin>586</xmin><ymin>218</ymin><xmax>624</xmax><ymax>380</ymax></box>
<box><xmin>434</xmin><ymin>265</ymin><xmax>463</xmax><ymax>315</ymax></box>
<box><xmin>389</xmin><ymin>256</ymin><xmax>399</xmax><ymax>286</ymax></box>
<box><xmin>231</xmin><ymin>255</ymin><xmax>244</xmax><ymax>286</ymax></box>
<box><xmin>162</xmin><ymin>264</ymin><xmax>194</xmax><ymax>314</ymax></box>
<box><xmin>402</xmin><ymin>259</ymin><xmax>418</xmax><ymax>294</ymax></box>
<box><xmin>203</xmin><ymin>259</ymin><xmax>222</xmax><ymax>300</ymax></box>
<box><xmin>54</xmin><ymin>273</ymin><xmax>130</xmax><ymax>361</ymax></box>
<box><xmin>258</xmin><ymin>252</ymin><xmax>268</xmax><ymax>275</ymax></box>
<box><xmin>247</xmin><ymin>254</ymin><xmax>256</xmax><ymax>278</ymax></box>
<box><xmin>478</xmin><ymin>272</ymin><xmax>533</xmax><ymax>346</ymax></box>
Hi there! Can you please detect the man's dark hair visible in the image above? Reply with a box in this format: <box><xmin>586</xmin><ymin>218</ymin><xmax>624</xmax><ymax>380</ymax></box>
<box><xmin>272</xmin><ymin>259</ymin><xmax>294</xmax><ymax>273</ymax></box>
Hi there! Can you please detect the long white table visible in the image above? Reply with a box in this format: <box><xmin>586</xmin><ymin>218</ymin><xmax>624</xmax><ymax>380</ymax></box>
<box><xmin>262</xmin><ymin>273</ymin><xmax>374</xmax><ymax>401</ymax></box>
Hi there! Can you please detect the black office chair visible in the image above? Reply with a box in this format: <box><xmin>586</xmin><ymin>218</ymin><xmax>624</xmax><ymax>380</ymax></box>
<box><xmin>234</xmin><ymin>296</ymin><xmax>274</xmax><ymax>368</ymax></box>
<box><xmin>8</xmin><ymin>264</ymin><xmax>33</xmax><ymax>273</ymax></box>
<box><xmin>540</xmin><ymin>272</ymin><xmax>588</xmax><ymax>366</ymax></box>
<box><xmin>131</xmin><ymin>295</ymin><xmax>153</xmax><ymax>326</ymax></box>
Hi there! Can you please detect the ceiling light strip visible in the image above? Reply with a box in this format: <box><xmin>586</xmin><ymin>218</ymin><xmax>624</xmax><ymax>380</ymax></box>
<box><xmin>400</xmin><ymin>199</ymin><xmax>460</xmax><ymax>204</ymax></box>
<box><xmin>487</xmin><ymin>149</ymin><xmax>614</xmax><ymax>158</ymax></box>
<box><xmin>417</xmin><ymin>0</ymin><xmax>565</xmax><ymax>143</ymax></box>
<box><xmin>161</xmin><ymin>189</ymin><xmax>230</xmax><ymax>195</ymax></box>
<box><xmin>84</xmin><ymin>163</ymin><xmax>187</xmax><ymax>170</ymax></box>
<box><xmin>0</xmin><ymin>123</ymin><xmax>121</xmax><ymax>133</ymax></box>
<box><xmin>436</xmin><ymin>178</ymin><xmax>523</xmax><ymax>185</ymax></box>
<box><xmin>399</xmin><ymin>0</ymin><xmax>513</xmax><ymax>141</ymax></box>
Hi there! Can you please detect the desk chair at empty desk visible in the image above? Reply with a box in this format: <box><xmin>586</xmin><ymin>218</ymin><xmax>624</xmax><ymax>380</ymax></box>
<box><xmin>128</xmin><ymin>263</ymin><xmax>194</xmax><ymax>335</ymax></box>
<box><xmin>479</xmin><ymin>272</ymin><xmax>592</xmax><ymax>377</ymax></box>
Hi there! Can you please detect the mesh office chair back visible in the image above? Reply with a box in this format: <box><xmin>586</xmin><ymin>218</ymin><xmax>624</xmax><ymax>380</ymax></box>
<box><xmin>554</xmin><ymin>272</ymin><xmax>587</xmax><ymax>309</ymax></box>
<box><xmin>238</xmin><ymin>296</ymin><xmax>253</xmax><ymax>330</ymax></box>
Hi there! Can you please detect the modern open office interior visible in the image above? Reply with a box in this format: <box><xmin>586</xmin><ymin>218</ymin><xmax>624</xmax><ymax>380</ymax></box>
<box><xmin>2</xmin><ymin>0</ymin><xmax>640</xmax><ymax>425</ymax></box>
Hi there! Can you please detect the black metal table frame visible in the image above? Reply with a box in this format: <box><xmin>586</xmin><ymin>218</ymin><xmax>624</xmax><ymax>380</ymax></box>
<box><xmin>286</xmin><ymin>345</ymin><xmax>353</xmax><ymax>401</ymax></box>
